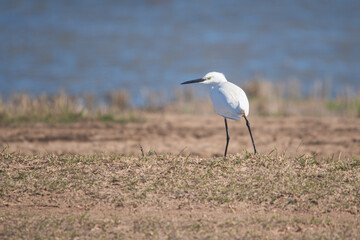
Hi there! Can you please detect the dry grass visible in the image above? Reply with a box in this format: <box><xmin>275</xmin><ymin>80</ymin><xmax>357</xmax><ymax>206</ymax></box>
<box><xmin>0</xmin><ymin>79</ymin><xmax>359</xmax><ymax>126</ymax></box>
<box><xmin>1</xmin><ymin>148</ymin><xmax>359</xmax><ymax>239</ymax></box>
<box><xmin>0</xmin><ymin>91</ymin><xmax>143</xmax><ymax>125</ymax></box>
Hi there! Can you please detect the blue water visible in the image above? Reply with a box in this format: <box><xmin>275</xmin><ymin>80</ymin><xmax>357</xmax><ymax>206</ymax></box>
<box><xmin>1</xmin><ymin>0</ymin><xmax>360</xmax><ymax>104</ymax></box>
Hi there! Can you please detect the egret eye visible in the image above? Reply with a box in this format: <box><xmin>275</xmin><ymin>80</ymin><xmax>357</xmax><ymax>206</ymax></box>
<box><xmin>207</xmin><ymin>77</ymin><xmax>212</xmax><ymax>80</ymax></box>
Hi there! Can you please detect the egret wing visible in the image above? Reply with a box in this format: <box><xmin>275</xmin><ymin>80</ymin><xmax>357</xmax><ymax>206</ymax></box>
<box><xmin>210</xmin><ymin>82</ymin><xmax>249</xmax><ymax>119</ymax></box>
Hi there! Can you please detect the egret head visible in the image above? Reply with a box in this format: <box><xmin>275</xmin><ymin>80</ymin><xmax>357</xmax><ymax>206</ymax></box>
<box><xmin>181</xmin><ymin>72</ymin><xmax>227</xmax><ymax>85</ymax></box>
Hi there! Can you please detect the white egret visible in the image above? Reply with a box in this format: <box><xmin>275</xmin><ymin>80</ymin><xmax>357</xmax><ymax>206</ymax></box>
<box><xmin>181</xmin><ymin>72</ymin><xmax>257</xmax><ymax>156</ymax></box>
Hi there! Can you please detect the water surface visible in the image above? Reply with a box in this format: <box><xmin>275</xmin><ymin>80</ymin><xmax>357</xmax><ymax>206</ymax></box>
<box><xmin>1</xmin><ymin>0</ymin><xmax>359</xmax><ymax>104</ymax></box>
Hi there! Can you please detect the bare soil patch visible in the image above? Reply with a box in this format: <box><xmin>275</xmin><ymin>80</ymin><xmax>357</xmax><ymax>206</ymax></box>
<box><xmin>1</xmin><ymin>113</ymin><xmax>359</xmax><ymax>158</ymax></box>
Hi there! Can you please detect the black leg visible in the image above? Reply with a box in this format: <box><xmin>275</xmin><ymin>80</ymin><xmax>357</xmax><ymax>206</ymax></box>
<box><xmin>224</xmin><ymin>118</ymin><xmax>230</xmax><ymax>157</ymax></box>
<box><xmin>243</xmin><ymin>115</ymin><xmax>257</xmax><ymax>154</ymax></box>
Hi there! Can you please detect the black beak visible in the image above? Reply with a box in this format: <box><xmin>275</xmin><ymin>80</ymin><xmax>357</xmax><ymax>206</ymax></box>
<box><xmin>181</xmin><ymin>78</ymin><xmax>205</xmax><ymax>85</ymax></box>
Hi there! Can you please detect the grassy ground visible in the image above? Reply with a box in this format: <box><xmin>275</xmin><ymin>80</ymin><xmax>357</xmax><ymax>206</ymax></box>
<box><xmin>1</xmin><ymin>87</ymin><xmax>359</xmax><ymax>239</ymax></box>
<box><xmin>1</xmin><ymin>149</ymin><xmax>359</xmax><ymax>239</ymax></box>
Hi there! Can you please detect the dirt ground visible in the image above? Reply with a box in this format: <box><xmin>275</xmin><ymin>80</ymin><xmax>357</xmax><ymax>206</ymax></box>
<box><xmin>1</xmin><ymin>113</ymin><xmax>359</xmax><ymax>158</ymax></box>
<box><xmin>1</xmin><ymin>113</ymin><xmax>360</xmax><ymax>239</ymax></box>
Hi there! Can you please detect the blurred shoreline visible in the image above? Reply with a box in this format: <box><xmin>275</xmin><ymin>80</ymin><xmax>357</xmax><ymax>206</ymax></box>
<box><xmin>1</xmin><ymin>80</ymin><xmax>359</xmax><ymax>125</ymax></box>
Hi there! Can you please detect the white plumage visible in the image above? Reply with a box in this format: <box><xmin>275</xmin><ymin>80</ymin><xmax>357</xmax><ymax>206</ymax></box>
<box><xmin>181</xmin><ymin>72</ymin><xmax>257</xmax><ymax>156</ymax></box>
<box><xmin>210</xmin><ymin>81</ymin><xmax>249</xmax><ymax>120</ymax></box>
